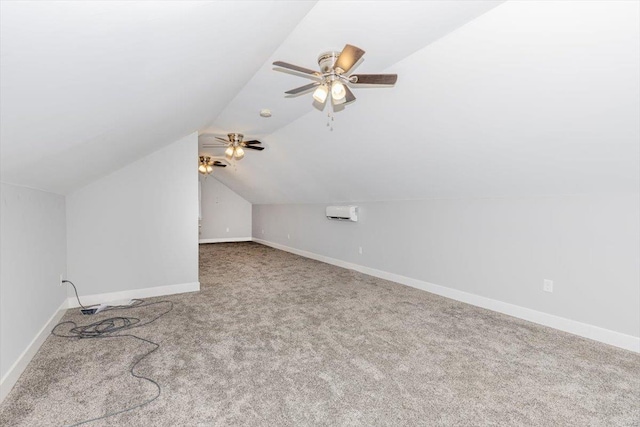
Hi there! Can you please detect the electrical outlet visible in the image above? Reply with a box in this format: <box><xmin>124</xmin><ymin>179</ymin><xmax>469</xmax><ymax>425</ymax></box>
<box><xmin>226</xmin><ymin>227</ymin><xmax>230</xmax><ymax>233</ymax></box>
<box><xmin>262</xmin><ymin>229</ymin><xmax>265</xmax><ymax>235</ymax></box>
<box><xmin>543</xmin><ymin>279</ymin><xmax>553</xmax><ymax>293</ymax></box>
<box><xmin>59</xmin><ymin>274</ymin><xmax>64</xmax><ymax>286</ymax></box>
<box><xmin>358</xmin><ymin>246</ymin><xmax>363</xmax><ymax>255</ymax></box>
<box><xmin>287</xmin><ymin>233</ymin><xmax>291</xmax><ymax>240</ymax></box>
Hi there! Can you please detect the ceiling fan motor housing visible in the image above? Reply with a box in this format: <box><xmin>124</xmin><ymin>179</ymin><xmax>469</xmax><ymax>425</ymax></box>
<box><xmin>228</xmin><ymin>133</ymin><xmax>243</xmax><ymax>146</ymax></box>
<box><xmin>318</xmin><ymin>51</ymin><xmax>341</xmax><ymax>73</ymax></box>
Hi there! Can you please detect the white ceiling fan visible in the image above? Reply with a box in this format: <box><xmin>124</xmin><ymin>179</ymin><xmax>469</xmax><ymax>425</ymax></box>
<box><xmin>273</xmin><ymin>44</ymin><xmax>398</xmax><ymax>108</ymax></box>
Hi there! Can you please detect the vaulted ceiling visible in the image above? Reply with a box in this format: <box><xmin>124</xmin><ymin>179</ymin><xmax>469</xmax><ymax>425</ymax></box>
<box><xmin>0</xmin><ymin>1</ymin><xmax>315</xmax><ymax>194</ymax></box>
<box><xmin>2</xmin><ymin>1</ymin><xmax>638</xmax><ymax>203</ymax></box>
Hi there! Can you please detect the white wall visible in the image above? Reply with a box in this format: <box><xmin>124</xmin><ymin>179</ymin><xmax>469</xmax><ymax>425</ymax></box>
<box><xmin>66</xmin><ymin>133</ymin><xmax>199</xmax><ymax>296</ymax></box>
<box><xmin>253</xmin><ymin>194</ymin><xmax>640</xmax><ymax>342</ymax></box>
<box><xmin>199</xmin><ymin>176</ymin><xmax>251</xmax><ymax>241</ymax></box>
<box><xmin>0</xmin><ymin>183</ymin><xmax>67</xmax><ymax>382</ymax></box>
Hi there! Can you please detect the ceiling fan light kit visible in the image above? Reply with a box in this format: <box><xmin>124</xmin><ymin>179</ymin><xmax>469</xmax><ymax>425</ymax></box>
<box><xmin>228</xmin><ymin>146</ymin><xmax>245</xmax><ymax>161</ymax></box>
<box><xmin>313</xmin><ymin>84</ymin><xmax>329</xmax><ymax>103</ymax></box>
<box><xmin>198</xmin><ymin>163</ymin><xmax>212</xmax><ymax>174</ymax></box>
<box><xmin>331</xmin><ymin>80</ymin><xmax>346</xmax><ymax>102</ymax></box>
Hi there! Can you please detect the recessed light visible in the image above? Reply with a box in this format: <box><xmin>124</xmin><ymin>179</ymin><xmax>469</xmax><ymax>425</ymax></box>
<box><xmin>259</xmin><ymin>109</ymin><xmax>272</xmax><ymax>118</ymax></box>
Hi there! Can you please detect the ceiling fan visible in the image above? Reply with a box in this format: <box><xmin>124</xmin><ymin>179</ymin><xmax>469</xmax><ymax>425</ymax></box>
<box><xmin>201</xmin><ymin>133</ymin><xmax>264</xmax><ymax>161</ymax></box>
<box><xmin>273</xmin><ymin>44</ymin><xmax>397</xmax><ymax>108</ymax></box>
<box><xmin>198</xmin><ymin>156</ymin><xmax>226</xmax><ymax>176</ymax></box>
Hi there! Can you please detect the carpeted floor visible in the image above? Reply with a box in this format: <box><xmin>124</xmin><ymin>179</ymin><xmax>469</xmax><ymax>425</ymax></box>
<box><xmin>1</xmin><ymin>242</ymin><xmax>639</xmax><ymax>426</ymax></box>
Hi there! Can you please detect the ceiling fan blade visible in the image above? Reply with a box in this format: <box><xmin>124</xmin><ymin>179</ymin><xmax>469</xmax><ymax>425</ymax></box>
<box><xmin>350</xmin><ymin>74</ymin><xmax>398</xmax><ymax>85</ymax></box>
<box><xmin>334</xmin><ymin>44</ymin><xmax>365</xmax><ymax>74</ymax></box>
<box><xmin>243</xmin><ymin>145</ymin><xmax>264</xmax><ymax>151</ymax></box>
<box><xmin>285</xmin><ymin>82</ymin><xmax>320</xmax><ymax>95</ymax></box>
<box><xmin>243</xmin><ymin>140</ymin><xmax>262</xmax><ymax>145</ymax></box>
<box><xmin>344</xmin><ymin>85</ymin><xmax>356</xmax><ymax>104</ymax></box>
<box><xmin>273</xmin><ymin>61</ymin><xmax>321</xmax><ymax>77</ymax></box>
<box><xmin>215</xmin><ymin>136</ymin><xmax>230</xmax><ymax>142</ymax></box>
<box><xmin>213</xmin><ymin>162</ymin><xmax>227</xmax><ymax>167</ymax></box>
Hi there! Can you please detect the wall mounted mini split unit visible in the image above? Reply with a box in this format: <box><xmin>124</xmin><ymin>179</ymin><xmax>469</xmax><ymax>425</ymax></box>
<box><xmin>326</xmin><ymin>205</ymin><xmax>358</xmax><ymax>222</ymax></box>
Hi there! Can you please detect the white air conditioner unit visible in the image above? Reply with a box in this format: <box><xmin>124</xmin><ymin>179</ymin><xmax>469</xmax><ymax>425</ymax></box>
<box><xmin>326</xmin><ymin>205</ymin><xmax>358</xmax><ymax>222</ymax></box>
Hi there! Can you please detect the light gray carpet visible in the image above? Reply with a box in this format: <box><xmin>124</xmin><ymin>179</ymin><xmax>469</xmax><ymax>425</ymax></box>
<box><xmin>1</xmin><ymin>242</ymin><xmax>639</xmax><ymax>426</ymax></box>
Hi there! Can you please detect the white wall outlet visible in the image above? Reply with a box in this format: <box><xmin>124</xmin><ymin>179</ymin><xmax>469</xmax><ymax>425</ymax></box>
<box><xmin>287</xmin><ymin>233</ymin><xmax>291</xmax><ymax>240</ymax></box>
<box><xmin>358</xmin><ymin>246</ymin><xmax>363</xmax><ymax>255</ymax></box>
<box><xmin>59</xmin><ymin>274</ymin><xmax>64</xmax><ymax>286</ymax></box>
<box><xmin>262</xmin><ymin>229</ymin><xmax>265</xmax><ymax>235</ymax></box>
<box><xmin>226</xmin><ymin>227</ymin><xmax>230</xmax><ymax>233</ymax></box>
<box><xmin>543</xmin><ymin>279</ymin><xmax>553</xmax><ymax>293</ymax></box>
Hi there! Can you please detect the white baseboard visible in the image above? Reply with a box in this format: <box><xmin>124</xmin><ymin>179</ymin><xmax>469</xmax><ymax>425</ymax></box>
<box><xmin>252</xmin><ymin>238</ymin><xmax>640</xmax><ymax>353</ymax></box>
<box><xmin>199</xmin><ymin>237</ymin><xmax>252</xmax><ymax>244</ymax></box>
<box><xmin>67</xmin><ymin>281</ymin><xmax>200</xmax><ymax>308</ymax></box>
<box><xmin>0</xmin><ymin>299</ymin><xmax>69</xmax><ymax>403</ymax></box>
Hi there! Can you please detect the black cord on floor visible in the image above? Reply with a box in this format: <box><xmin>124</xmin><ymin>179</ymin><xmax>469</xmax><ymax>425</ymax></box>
<box><xmin>52</xmin><ymin>286</ymin><xmax>173</xmax><ymax>426</ymax></box>
<box><xmin>62</xmin><ymin>280</ymin><xmax>87</xmax><ymax>309</ymax></box>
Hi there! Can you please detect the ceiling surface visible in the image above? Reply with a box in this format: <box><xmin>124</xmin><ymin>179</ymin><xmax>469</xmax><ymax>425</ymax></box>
<box><xmin>0</xmin><ymin>1</ymin><xmax>315</xmax><ymax>194</ymax></box>
<box><xmin>2</xmin><ymin>1</ymin><xmax>638</xmax><ymax>203</ymax></box>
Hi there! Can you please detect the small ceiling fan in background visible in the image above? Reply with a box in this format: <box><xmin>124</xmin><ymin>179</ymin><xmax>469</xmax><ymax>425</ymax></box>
<box><xmin>198</xmin><ymin>156</ymin><xmax>227</xmax><ymax>176</ymax></box>
<box><xmin>201</xmin><ymin>133</ymin><xmax>265</xmax><ymax>161</ymax></box>
<box><xmin>273</xmin><ymin>44</ymin><xmax>397</xmax><ymax>108</ymax></box>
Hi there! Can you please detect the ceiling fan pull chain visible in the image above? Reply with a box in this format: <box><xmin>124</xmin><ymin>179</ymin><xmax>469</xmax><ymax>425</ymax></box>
<box><xmin>327</xmin><ymin>111</ymin><xmax>334</xmax><ymax>131</ymax></box>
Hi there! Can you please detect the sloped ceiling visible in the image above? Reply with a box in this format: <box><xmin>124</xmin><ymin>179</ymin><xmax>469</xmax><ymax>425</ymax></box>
<box><xmin>205</xmin><ymin>0</ymin><xmax>639</xmax><ymax>204</ymax></box>
<box><xmin>0</xmin><ymin>1</ymin><xmax>315</xmax><ymax>194</ymax></box>
<box><xmin>2</xmin><ymin>1</ymin><xmax>638</xmax><ymax>203</ymax></box>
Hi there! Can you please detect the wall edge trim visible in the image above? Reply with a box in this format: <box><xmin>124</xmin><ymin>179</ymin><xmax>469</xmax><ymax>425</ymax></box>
<box><xmin>1</xmin><ymin>298</ymin><xmax>69</xmax><ymax>403</ymax></box>
<box><xmin>66</xmin><ymin>281</ymin><xmax>200</xmax><ymax>308</ymax></box>
<box><xmin>199</xmin><ymin>237</ymin><xmax>252</xmax><ymax>244</ymax></box>
<box><xmin>252</xmin><ymin>238</ymin><xmax>640</xmax><ymax>353</ymax></box>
